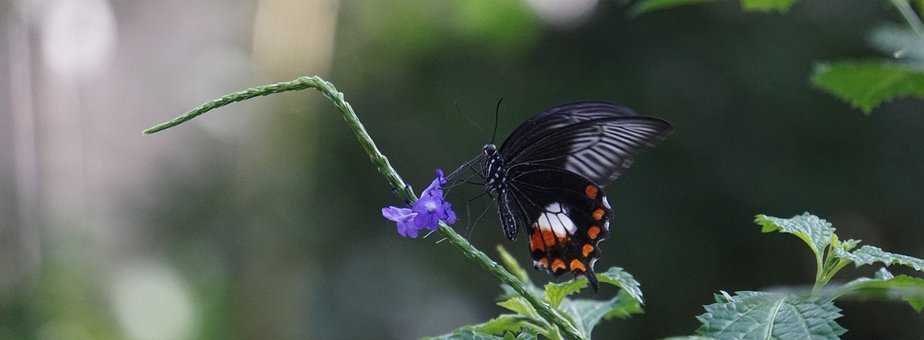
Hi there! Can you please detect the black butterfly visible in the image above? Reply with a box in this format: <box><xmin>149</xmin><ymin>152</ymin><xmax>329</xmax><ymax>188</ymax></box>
<box><xmin>450</xmin><ymin>101</ymin><xmax>672</xmax><ymax>290</ymax></box>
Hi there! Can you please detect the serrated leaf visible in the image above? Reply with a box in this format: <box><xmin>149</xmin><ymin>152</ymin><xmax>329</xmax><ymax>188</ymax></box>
<box><xmin>695</xmin><ymin>291</ymin><xmax>846</xmax><ymax>340</ymax></box>
<box><xmin>755</xmin><ymin>213</ymin><xmax>835</xmax><ymax>265</ymax></box>
<box><xmin>628</xmin><ymin>0</ymin><xmax>717</xmax><ymax>16</ymax></box>
<box><xmin>834</xmin><ymin>245</ymin><xmax>924</xmax><ymax>272</ymax></box>
<box><xmin>812</xmin><ymin>61</ymin><xmax>924</xmax><ymax>113</ymax></box>
<box><xmin>544</xmin><ymin>279</ymin><xmax>588</xmax><ymax>308</ymax></box>
<box><xmin>559</xmin><ymin>291</ymin><xmax>643</xmax><ymax>339</ymax></box>
<box><xmin>834</xmin><ymin>269</ymin><xmax>924</xmax><ymax>312</ymax></box>
<box><xmin>741</xmin><ymin>0</ymin><xmax>797</xmax><ymax>12</ymax></box>
<box><xmin>597</xmin><ymin>267</ymin><xmax>645</xmax><ymax>304</ymax></box>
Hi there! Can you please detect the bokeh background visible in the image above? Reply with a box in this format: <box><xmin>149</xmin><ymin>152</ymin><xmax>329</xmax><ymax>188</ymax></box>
<box><xmin>1</xmin><ymin>0</ymin><xmax>923</xmax><ymax>339</ymax></box>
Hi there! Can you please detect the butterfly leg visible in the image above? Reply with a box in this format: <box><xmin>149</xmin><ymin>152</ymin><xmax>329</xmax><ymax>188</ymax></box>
<box><xmin>461</xmin><ymin>191</ymin><xmax>491</xmax><ymax>239</ymax></box>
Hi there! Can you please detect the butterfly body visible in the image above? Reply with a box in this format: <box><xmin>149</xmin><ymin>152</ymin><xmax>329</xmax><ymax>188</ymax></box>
<box><xmin>464</xmin><ymin>102</ymin><xmax>671</xmax><ymax>290</ymax></box>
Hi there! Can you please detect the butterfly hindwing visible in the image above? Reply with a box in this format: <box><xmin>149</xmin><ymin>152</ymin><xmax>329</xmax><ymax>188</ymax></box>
<box><xmin>504</xmin><ymin>166</ymin><xmax>610</xmax><ymax>289</ymax></box>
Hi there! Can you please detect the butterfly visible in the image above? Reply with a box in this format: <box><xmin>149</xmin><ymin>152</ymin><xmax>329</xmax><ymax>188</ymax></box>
<box><xmin>450</xmin><ymin>101</ymin><xmax>672</xmax><ymax>290</ymax></box>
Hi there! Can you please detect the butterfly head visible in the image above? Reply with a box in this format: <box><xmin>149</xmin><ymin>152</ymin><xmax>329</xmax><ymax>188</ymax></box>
<box><xmin>482</xmin><ymin>144</ymin><xmax>497</xmax><ymax>156</ymax></box>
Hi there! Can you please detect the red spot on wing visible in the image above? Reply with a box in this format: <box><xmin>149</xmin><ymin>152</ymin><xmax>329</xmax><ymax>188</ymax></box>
<box><xmin>530</xmin><ymin>231</ymin><xmax>545</xmax><ymax>252</ymax></box>
<box><xmin>588</xmin><ymin>226</ymin><xmax>601</xmax><ymax>239</ymax></box>
<box><xmin>585</xmin><ymin>185</ymin><xmax>599</xmax><ymax>200</ymax></box>
<box><xmin>582</xmin><ymin>244</ymin><xmax>594</xmax><ymax>257</ymax></box>
<box><xmin>592</xmin><ymin>208</ymin><xmax>605</xmax><ymax>221</ymax></box>
<box><xmin>541</xmin><ymin>229</ymin><xmax>557</xmax><ymax>246</ymax></box>
<box><xmin>569</xmin><ymin>259</ymin><xmax>586</xmax><ymax>272</ymax></box>
<box><xmin>551</xmin><ymin>258</ymin><xmax>566</xmax><ymax>272</ymax></box>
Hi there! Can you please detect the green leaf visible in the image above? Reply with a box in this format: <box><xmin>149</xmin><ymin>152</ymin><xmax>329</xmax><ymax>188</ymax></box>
<box><xmin>495</xmin><ymin>298</ymin><xmax>560</xmax><ymax>340</ymax></box>
<box><xmin>544</xmin><ymin>279</ymin><xmax>588</xmax><ymax>308</ymax></box>
<box><xmin>628</xmin><ymin>0</ymin><xmax>717</xmax><ymax>16</ymax></box>
<box><xmin>812</xmin><ymin>61</ymin><xmax>924</xmax><ymax>113</ymax></box>
<box><xmin>471</xmin><ymin>315</ymin><xmax>539</xmax><ymax>335</ymax></box>
<box><xmin>424</xmin><ymin>330</ymin><xmax>506</xmax><ymax>340</ymax></box>
<box><xmin>541</xmin><ymin>266</ymin><xmax>644</xmax><ymax>308</ymax></box>
<box><xmin>559</xmin><ymin>291</ymin><xmax>643</xmax><ymax>339</ymax></box>
<box><xmin>695</xmin><ymin>291</ymin><xmax>846</xmax><ymax>340</ymax></box>
<box><xmin>740</xmin><ymin>0</ymin><xmax>797</xmax><ymax>12</ymax></box>
<box><xmin>596</xmin><ymin>267</ymin><xmax>645</xmax><ymax>304</ymax></box>
<box><xmin>662</xmin><ymin>337</ymin><xmax>716</xmax><ymax>340</ymax></box>
<box><xmin>498</xmin><ymin>297</ymin><xmax>541</xmax><ymax>320</ymax></box>
<box><xmin>834</xmin><ymin>268</ymin><xmax>924</xmax><ymax>312</ymax></box>
<box><xmin>497</xmin><ymin>245</ymin><xmax>531</xmax><ymax>285</ymax></box>
<box><xmin>834</xmin><ymin>245</ymin><xmax>924</xmax><ymax>272</ymax></box>
<box><xmin>603</xmin><ymin>289</ymin><xmax>645</xmax><ymax>319</ymax></box>
<box><xmin>755</xmin><ymin>213</ymin><xmax>835</xmax><ymax>265</ymax></box>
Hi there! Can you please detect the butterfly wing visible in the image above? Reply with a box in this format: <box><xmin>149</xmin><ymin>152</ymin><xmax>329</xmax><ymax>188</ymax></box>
<box><xmin>499</xmin><ymin>101</ymin><xmax>672</xmax><ymax>186</ymax></box>
<box><xmin>502</xmin><ymin>165</ymin><xmax>610</xmax><ymax>289</ymax></box>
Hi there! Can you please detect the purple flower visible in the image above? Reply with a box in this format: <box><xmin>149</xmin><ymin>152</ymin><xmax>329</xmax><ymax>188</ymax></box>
<box><xmin>382</xmin><ymin>169</ymin><xmax>457</xmax><ymax>238</ymax></box>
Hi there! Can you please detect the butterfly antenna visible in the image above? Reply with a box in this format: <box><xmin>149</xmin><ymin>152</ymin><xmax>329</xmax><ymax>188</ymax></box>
<box><xmin>490</xmin><ymin>97</ymin><xmax>504</xmax><ymax>144</ymax></box>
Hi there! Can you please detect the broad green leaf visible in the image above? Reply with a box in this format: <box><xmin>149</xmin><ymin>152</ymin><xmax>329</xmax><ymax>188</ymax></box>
<box><xmin>755</xmin><ymin>213</ymin><xmax>835</xmax><ymax>264</ymax></box>
<box><xmin>629</xmin><ymin>0</ymin><xmax>717</xmax><ymax>16</ymax></box>
<box><xmin>695</xmin><ymin>291</ymin><xmax>846</xmax><ymax>340</ymax></box>
<box><xmin>740</xmin><ymin>0</ymin><xmax>797</xmax><ymax>12</ymax></box>
<box><xmin>834</xmin><ymin>245</ymin><xmax>924</xmax><ymax>272</ymax></box>
<box><xmin>597</xmin><ymin>267</ymin><xmax>644</xmax><ymax>304</ymax></box>
<box><xmin>812</xmin><ymin>61</ymin><xmax>924</xmax><ymax>113</ymax></box>
<box><xmin>559</xmin><ymin>291</ymin><xmax>643</xmax><ymax>339</ymax></box>
<box><xmin>497</xmin><ymin>245</ymin><xmax>531</xmax><ymax>285</ymax></box>
<box><xmin>834</xmin><ymin>268</ymin><xmax>924</xmax><ymax>312</ymax></box>
<box><xmin>544</xmin><ymin>279</ymin><xmax>588</xmax><ymax>308</ymax></box>
<box><xmin>541</xmin><ymin>266</ymin><xmax>644</xmax><ymax>308</ymax></box>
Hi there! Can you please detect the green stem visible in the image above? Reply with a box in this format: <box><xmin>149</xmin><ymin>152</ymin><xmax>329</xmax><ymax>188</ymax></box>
<box><xmin>144</xmin><ymin>76</ymin><xmax>585</xmax><ymax>340</ymax></box>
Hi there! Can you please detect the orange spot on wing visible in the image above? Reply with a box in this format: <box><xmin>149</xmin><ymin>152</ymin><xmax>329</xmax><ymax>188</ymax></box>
<box><xmin>585</xmin><ymin>185</ymin><xmax>599</xmax><ymax>199</ymax></box>
<box><xmin>592</xmin><ymin>208</ymin><xmax>605</xmax><ymax>221</ymax></box>
<box><xmin>551</xmin><ymin>258</ymin><xmax>566</xmax><ymax>272</ymax></box>
<box><xmin>582</xmin><ymin>244</ymin><xmax>594</xmax><ymax>257</ymax></box>
<box><xmin>536</xmin><ymin>257</ymin><xmax>548</xmax><ymax>268</ymax></box>
<box><xmin>530</xmin><ymin>232</ymin><xmax>545</xmax><ymax>252</ymax></box>
<box><xmin>588</xmin><ymin>226</ymin><xmax>601</xmax><ymax>239</ymax></box>
<box><xmin>541</xmin><ymin>229</ymin><xmax>557</xmax><ymax>246</ymax></box>
<box><xmin>569</xmin><ymin>259</ymin><xmax>586</xmax><ymax>272</ymax></box>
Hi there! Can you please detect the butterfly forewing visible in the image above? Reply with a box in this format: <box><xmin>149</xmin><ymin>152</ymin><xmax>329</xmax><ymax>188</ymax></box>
<box><xmin>500</xmin><ymin>102</ymin><xmax>672</xmax><ymax>185</ymax></box>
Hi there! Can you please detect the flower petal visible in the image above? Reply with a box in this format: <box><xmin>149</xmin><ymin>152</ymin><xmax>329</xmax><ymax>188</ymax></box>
<box><xmin>382</xmin><ymin>206</ymin><xmax>415</xmax><ymax>222</ymax></box>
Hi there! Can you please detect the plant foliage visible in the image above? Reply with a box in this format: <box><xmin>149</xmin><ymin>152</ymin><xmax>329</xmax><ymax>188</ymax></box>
<box><xmin>630</xmin><ymin>0</ymin><xmax>924</xmax><ymax>113</ymax></box>
<box><xmin>667</xmin><ymin>213</ymin><xmax>924</xmax><ymax>339</ymax></box>
<box><xmin>428</xmin><ymin>246</ymin><xmax>644</xmax><ymax>340</ymax></box>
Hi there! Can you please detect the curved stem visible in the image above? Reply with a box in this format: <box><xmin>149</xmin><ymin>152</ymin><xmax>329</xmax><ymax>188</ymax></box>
<box><xmin>144</xmin><ymin>76</ymin><xmax>585</xmax><ymax>340</ymax></box>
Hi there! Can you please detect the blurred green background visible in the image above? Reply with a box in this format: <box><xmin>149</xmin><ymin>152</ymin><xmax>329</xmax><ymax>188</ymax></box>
<box><xmin>1</xmin><ymin>0</ymin><xmax>923</xmax><ymax>339</ymax></box>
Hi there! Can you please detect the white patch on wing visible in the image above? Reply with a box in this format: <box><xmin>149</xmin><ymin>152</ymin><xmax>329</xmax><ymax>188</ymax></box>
<box><xmin>601</xmin><ymin>196</ymin><xmax>611</xmax><ymax>209</ymax></box>
<box><xmin>536</xmin><ymin>202</ymin><xmax>576</xmax><ymax>238</ymax></box>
